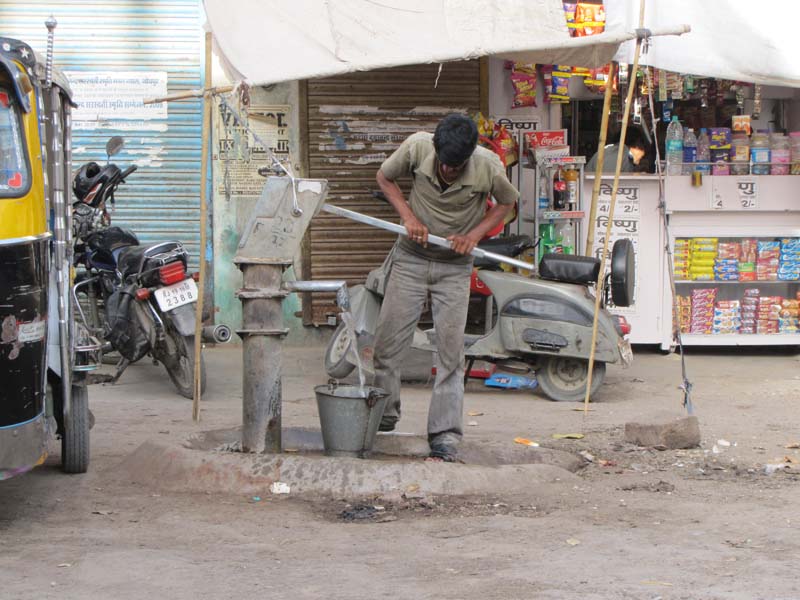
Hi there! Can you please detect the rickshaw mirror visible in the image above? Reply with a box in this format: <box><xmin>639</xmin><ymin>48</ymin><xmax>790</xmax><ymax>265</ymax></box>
<box><xmin>106</xmin><ymin>136</ymin><xmax>124</xmax><ymax>158</ymax></box>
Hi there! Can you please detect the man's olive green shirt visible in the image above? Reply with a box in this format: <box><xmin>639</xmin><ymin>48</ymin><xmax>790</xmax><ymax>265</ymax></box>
<box><xmin>379</xmin><ymin>132</ymin><xmax>519</xmax><ymax>263</ymax></box>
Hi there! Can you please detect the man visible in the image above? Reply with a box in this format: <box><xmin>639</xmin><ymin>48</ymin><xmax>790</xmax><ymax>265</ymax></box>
<box><xmin>586</xmin><ymin>127</ymin><xmax>648</xmax><ymax>173</ymax></box>
<box><xmin>373</xmin><ymin>113</ymin><xmax>518</xmax><ymax>462</ymax></box>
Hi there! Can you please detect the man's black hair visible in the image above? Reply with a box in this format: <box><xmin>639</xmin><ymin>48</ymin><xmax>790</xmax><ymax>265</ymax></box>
<box><xmin>433</xmin><ymin>113</ymin><xmax>478</xmax><ymax>167</ymax></box>
<box><xmin>621</xmin><ymin>126</ymin><xmax>647</xmax><ymax>150</ymax></box>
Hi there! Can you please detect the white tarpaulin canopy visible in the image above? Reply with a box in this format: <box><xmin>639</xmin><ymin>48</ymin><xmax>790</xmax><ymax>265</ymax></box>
<box><xmin>610</xmin><ymin>0</ymin><xmax>800</xmax><ymax>88</ymax></box>
<box><xmin>204</xmin><ymin>0</ymin><xmax>635</xmax><ymax>84</ymax></box>
<box><xmin>205</xmin><ymin>0</ymin><xmax>799</xmax><ymax>89</ymax></box>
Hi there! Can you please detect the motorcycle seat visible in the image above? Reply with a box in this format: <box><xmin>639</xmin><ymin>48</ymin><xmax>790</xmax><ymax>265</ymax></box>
<box><xmin>117</xmin><ymin>245</ymin><xmax>150</xmax><ymax>277</ymax></box>
<box><xmin>86</xmin><ymin>226</ymin><xmax>139</xmax><ymax>252</ymax></box>
<box><xmin>474</xmin><ymin>235</ymin><xmax>533</xmax><ymax>269</ymax></box>
<box><xmin>538</xmin><ymin>253</ymin><xmax>601</xmax><ymax>286</ymax></box>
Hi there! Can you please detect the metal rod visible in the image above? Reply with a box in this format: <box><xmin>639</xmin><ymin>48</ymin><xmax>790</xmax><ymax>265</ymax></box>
<box><xmin>283</xmin><ymin>280</ymin><xmax>347</xmax><ymax>293</ymax></box>
<box><xmin>44</xmin><ymin>16</ymin><xmax>56</xmax><ymax>88</ymax></box>
<box><xmin>321</xmin><ymin>204</ymin><xmax>536</xmax><ymax>272</ymax></box>
<box><xmin>50</xmin><ymin>85</ymin><xmax>71</xmax><ymax>417</ymax></box>
<box><xmin>284</xmin><ymin>279</ymin><xmax>349</xmax><ymax>310</ymax></box>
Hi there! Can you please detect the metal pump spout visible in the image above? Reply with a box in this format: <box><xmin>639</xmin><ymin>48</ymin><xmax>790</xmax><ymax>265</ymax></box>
<box><xmin>284</xmin><ymin>280</ymin><xmax>349</xmax><ymax>311</ymax></box>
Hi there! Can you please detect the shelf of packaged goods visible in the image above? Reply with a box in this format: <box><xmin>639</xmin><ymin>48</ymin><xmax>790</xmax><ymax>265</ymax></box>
<box><xmin>674</xmin><ymin>280</ymin><xmax>799</xmax><ymax>285</ymax></box>
<box><xmin>679</xmin><ymin>333</ymin><xmax>800</xmax><ymax>346</ymax></box>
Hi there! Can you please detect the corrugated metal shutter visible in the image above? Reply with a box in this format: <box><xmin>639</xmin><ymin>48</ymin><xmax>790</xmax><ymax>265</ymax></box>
<box><xmin>0</xmin><ymin>0</ymin><xmax>203</xmax><ymax>269</ymax></box>
<box><xmin>304</xmin><ymin>61</ymin><xmax>481</xmax><ymax>325</ymax></box>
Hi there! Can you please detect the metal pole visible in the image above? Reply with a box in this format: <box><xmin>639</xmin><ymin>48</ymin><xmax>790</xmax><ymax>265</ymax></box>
<box><xmin>45</xmin><ymin>17</ymin><xmax>72</xmax><ymax>421</ymax></box>
<box><xmin>239</xmin><ymin>265</ymin><xmax>287</xmax><ymax>453</ymax></box>
<box><xmin>322</xmin><ymin>203</ymin><xmax>536</xmax><ymax>272</ymax></box>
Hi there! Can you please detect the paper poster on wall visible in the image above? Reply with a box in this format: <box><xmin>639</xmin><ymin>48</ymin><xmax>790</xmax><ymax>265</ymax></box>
<box><xmin>591</xmin><ymin>182</ymin><xmax>640</xmax><ymax>313</ymax></box>
<box><xmin>214</xmin><ymin>104</ymin><xmax>291</xmax><ymax>198</ymax></box>
<box><xmin>65</xmin><ymin>71</ymin><xmax>168</xmax><ymax>129</ymax></box>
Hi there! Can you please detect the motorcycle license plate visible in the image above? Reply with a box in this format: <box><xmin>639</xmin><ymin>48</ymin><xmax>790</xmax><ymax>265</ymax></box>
<box><xmin>619</xmin><ymin>338</ymin><xmax>634</xmax><ymax>367</ymax></box>
<box><xmin>154</xmin><ymin>278</ymin><xmax>198</xmax><ymax>312</ymax></box>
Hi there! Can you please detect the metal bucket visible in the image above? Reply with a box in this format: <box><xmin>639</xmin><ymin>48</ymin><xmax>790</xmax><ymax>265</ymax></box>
<box><xmin>314</xmin><ymin>383</ymin><xmax>388</xmax><ymax>458</ymax></box>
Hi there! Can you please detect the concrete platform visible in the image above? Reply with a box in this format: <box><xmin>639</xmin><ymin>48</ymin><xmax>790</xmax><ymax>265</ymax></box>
<box><xmin>116</xmin><ymin>426</ymin><xmax>584</xmax><ymax>499</ymax></box>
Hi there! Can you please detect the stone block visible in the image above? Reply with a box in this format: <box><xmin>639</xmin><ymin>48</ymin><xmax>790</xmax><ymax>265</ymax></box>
<box><xmin>624</xmin><ymin>415</ymin><xmax>701</xmax><ymax>449</ymax></box>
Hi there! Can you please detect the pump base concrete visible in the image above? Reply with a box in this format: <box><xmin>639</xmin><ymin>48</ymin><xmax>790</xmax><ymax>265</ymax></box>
<box><xmin>116</xmin><ymin>427</ymin><xmax>584</xmax><ymax>499</ymax></box>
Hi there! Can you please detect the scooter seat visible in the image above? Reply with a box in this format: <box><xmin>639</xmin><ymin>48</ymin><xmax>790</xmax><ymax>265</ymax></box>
<box><xmin>538</xmin><ymin>253</ymin><xmax>601</xmax><ymax>286</ymax></box>
<box><xmin>474</xmin><ymin>235</ymin><xmax>533</xmax><ymax>268</ymax></box>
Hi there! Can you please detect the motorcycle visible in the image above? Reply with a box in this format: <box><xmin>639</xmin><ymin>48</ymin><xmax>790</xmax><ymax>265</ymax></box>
<box><xmin>71</xmin><ymin>138</ymin><xmax>213</xmax><ymax>398</ymax></box>
<box><xmin>325</xmin><ymin>237</ymin><xmax>635</xmax><ymax>402</ymax></box>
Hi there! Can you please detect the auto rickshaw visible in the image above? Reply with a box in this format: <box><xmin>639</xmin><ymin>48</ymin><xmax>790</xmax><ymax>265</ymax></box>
<box><xmin>0</xmin><ymin>21</ymin><xmax>99</xmax><ymax>479</ymax></box>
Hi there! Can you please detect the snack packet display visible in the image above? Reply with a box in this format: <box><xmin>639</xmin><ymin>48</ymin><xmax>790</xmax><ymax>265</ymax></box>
<box><xmin>570</xmin><ymin>2</ymin><xmax>606</xmax><ymax>37</ymax></box>
<box><xmin>541</xmin><ymin>65</ymin><xmax>553</xmax><ymax>104</ymax></box>
<box><xmin>510</xmin><ymin>63</ymin><xmax>538</xmax><ymax>109</ymax></box>
<box><xmin>550</xmin><ymin>65</ymin><xmax>572</xmax><ymax>103</ymax></box>
<box><xmin>690</xmin><ymin>288</ymin><xmax>718</xmax><ymax>334</ymax></box>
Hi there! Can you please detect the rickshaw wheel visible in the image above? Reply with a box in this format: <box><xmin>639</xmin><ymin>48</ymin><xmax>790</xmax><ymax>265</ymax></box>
<box><xmin>62</xmin><ymin>384</ymin><xmax>90</xmax><ymax>474</ymax></box>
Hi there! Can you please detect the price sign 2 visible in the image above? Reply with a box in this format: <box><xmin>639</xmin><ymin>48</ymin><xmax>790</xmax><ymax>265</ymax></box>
<box><xmin>737</xmin><ymin>179</ymin><xmax>758</xmax><ymax>210</ymax></box>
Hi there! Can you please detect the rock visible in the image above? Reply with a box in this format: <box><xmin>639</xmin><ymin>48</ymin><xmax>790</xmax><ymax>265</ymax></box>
<box><xmin>624</xmin><ymin>415</ymin><xmax>701</xmax><ymax>449</ymax></box>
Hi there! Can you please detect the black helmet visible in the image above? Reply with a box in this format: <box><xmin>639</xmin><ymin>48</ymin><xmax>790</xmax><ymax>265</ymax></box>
<box><xmin>73</xmin><ymin>162</ymin><xmax>118</xmax><ymax>205</ymax></box>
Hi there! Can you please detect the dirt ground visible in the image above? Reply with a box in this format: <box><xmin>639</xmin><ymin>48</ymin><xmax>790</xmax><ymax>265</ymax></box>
<box><xmin>2</xmin><ymin>341</ymin><xmax>800</xmax><ymax>600</ymax></box>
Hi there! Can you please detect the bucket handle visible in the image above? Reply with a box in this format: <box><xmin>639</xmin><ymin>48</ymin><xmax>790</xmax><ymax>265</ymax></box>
<box><xmin>365</xmin><ymin>389</ymin><xmax>383</xmax><ymax>409</ymax></box>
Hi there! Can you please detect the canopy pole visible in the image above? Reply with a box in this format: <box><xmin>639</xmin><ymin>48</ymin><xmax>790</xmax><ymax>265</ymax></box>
<box><xmin>193</xmin><ymin>31</ymin><xmax>213</xmax><ymax>421</ymax></box>
<box><xmin>584</xmin><ymin>61</ymin><xmax>617</xmax><ymax>256</ymax></box>
<box><xmin>583</xmin><ymin>0</ymin><xmax>647</xmax><ymax>415</ymax></box>
<box><xmin>142</xmin><ymin>85</ymin><xmax>234</xmax><ymax>106</ymax></box>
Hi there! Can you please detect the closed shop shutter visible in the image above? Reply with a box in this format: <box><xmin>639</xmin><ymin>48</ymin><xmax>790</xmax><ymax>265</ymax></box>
<box><xmin>0</xmin><ymin>0</ymin><xmax>203</xmax><ymax>269</ymax></box>
<box><xmin>303</xmin><ymin>61</ymin><xmax>482</xmax><ymax>325</ymax></box>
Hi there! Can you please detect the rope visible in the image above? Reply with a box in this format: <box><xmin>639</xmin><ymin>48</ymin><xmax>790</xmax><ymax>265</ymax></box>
<box><xmin>583</xmin><ymin>0</ymin><xmax>647</xmax><ymax>416</ymax></box>
<box><xmin>642</xmin><ymin>67</ymin><xmax>695</xmax><ymax>415</ymax></box>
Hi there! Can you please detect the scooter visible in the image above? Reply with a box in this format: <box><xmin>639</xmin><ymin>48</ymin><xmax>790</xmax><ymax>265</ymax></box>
<box><xmin>72</xmin><ymin>138</ymin><xmax>230</xmax><ymax>398</ymax></box>
<box><xmin>325</xmin><ymin>235</ymin><xmax>634</xmax><ymax>402</ymax></box>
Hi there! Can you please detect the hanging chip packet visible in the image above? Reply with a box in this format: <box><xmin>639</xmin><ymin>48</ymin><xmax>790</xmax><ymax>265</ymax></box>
<box><xmin>510</xmin><ymin>62</ymin><xmax>537</xmax><ymax>109</ymax></box>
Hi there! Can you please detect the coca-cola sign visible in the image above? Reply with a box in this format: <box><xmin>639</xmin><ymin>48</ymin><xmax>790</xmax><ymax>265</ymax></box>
<box><xmin>524</xmin><ymin>129</ymin><xmax>568</xmax><ymax>148</ymax></box>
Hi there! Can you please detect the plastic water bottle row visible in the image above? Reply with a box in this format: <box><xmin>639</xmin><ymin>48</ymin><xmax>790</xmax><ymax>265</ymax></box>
<box><xmin>665</xmin><ymin>116</ymin><xmax>799</xmax><ymax>176</ymax></box>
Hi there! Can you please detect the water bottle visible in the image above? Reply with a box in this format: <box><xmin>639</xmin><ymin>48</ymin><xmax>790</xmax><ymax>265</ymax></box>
<box><xmin>696</xmin><ymin>128</ymin><xmax>711</xmax><ymax>174</ymax></box>
<box><xmin>557</xmin><ymin>221</ymin><xmax>575</xmax><ymax>255</ymax></box>
<box><xmin>682</xmin><ymin>128</ymin><xmax>697</xmax><ymax>175</ymax></box>
<box><xmin>666</xmin><ymin>115</ymin><xmax>684</xmax><ymax>175</ymax></box>
<box><xmin>537</xmin><ymin>171</ymin><xmax>549</xmax><ymax>211</ymax></box>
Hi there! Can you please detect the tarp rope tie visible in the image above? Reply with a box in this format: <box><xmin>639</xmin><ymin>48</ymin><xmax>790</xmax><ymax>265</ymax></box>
<box><xmin>643</xmin><ymin>65</ymin><xmax>694</xmax><ymax>415</ymax></box>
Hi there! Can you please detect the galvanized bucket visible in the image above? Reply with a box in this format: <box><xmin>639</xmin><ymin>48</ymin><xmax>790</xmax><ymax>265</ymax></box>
<box><xmin>314</xmin><ymin>382</ymin><xmax>388</xmax><ymax>458</ymax></box>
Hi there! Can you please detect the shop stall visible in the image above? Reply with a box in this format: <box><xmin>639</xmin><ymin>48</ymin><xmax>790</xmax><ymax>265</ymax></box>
<box><xmin>483</xmin><ymin>1</ymin><xmax>800</xmax><ymax>350</ymax></box>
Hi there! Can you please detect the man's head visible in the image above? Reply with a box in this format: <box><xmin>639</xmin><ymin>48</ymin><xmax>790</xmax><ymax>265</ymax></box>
<box><xmin>434</xmin><ymin>113</ymin><xmax>478</xmax><ymax>178</ymax></box>
<box><xmin>624</xmin><ymin>127</ymin><xmax>647</xmax><ymax>165</ymax></box>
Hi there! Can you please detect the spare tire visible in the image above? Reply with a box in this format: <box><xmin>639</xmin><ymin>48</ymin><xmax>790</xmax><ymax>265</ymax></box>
<box><xmin>610</xmin><ymin>238</ymin><xmax>635</xmax><ymax>307</ymax></box>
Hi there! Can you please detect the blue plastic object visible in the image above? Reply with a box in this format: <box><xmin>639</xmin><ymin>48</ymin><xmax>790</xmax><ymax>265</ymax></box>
<box><xmin>484</xmin><ymin>373</ymin><xmax>538</xmax><ymax>390</ymax></box>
